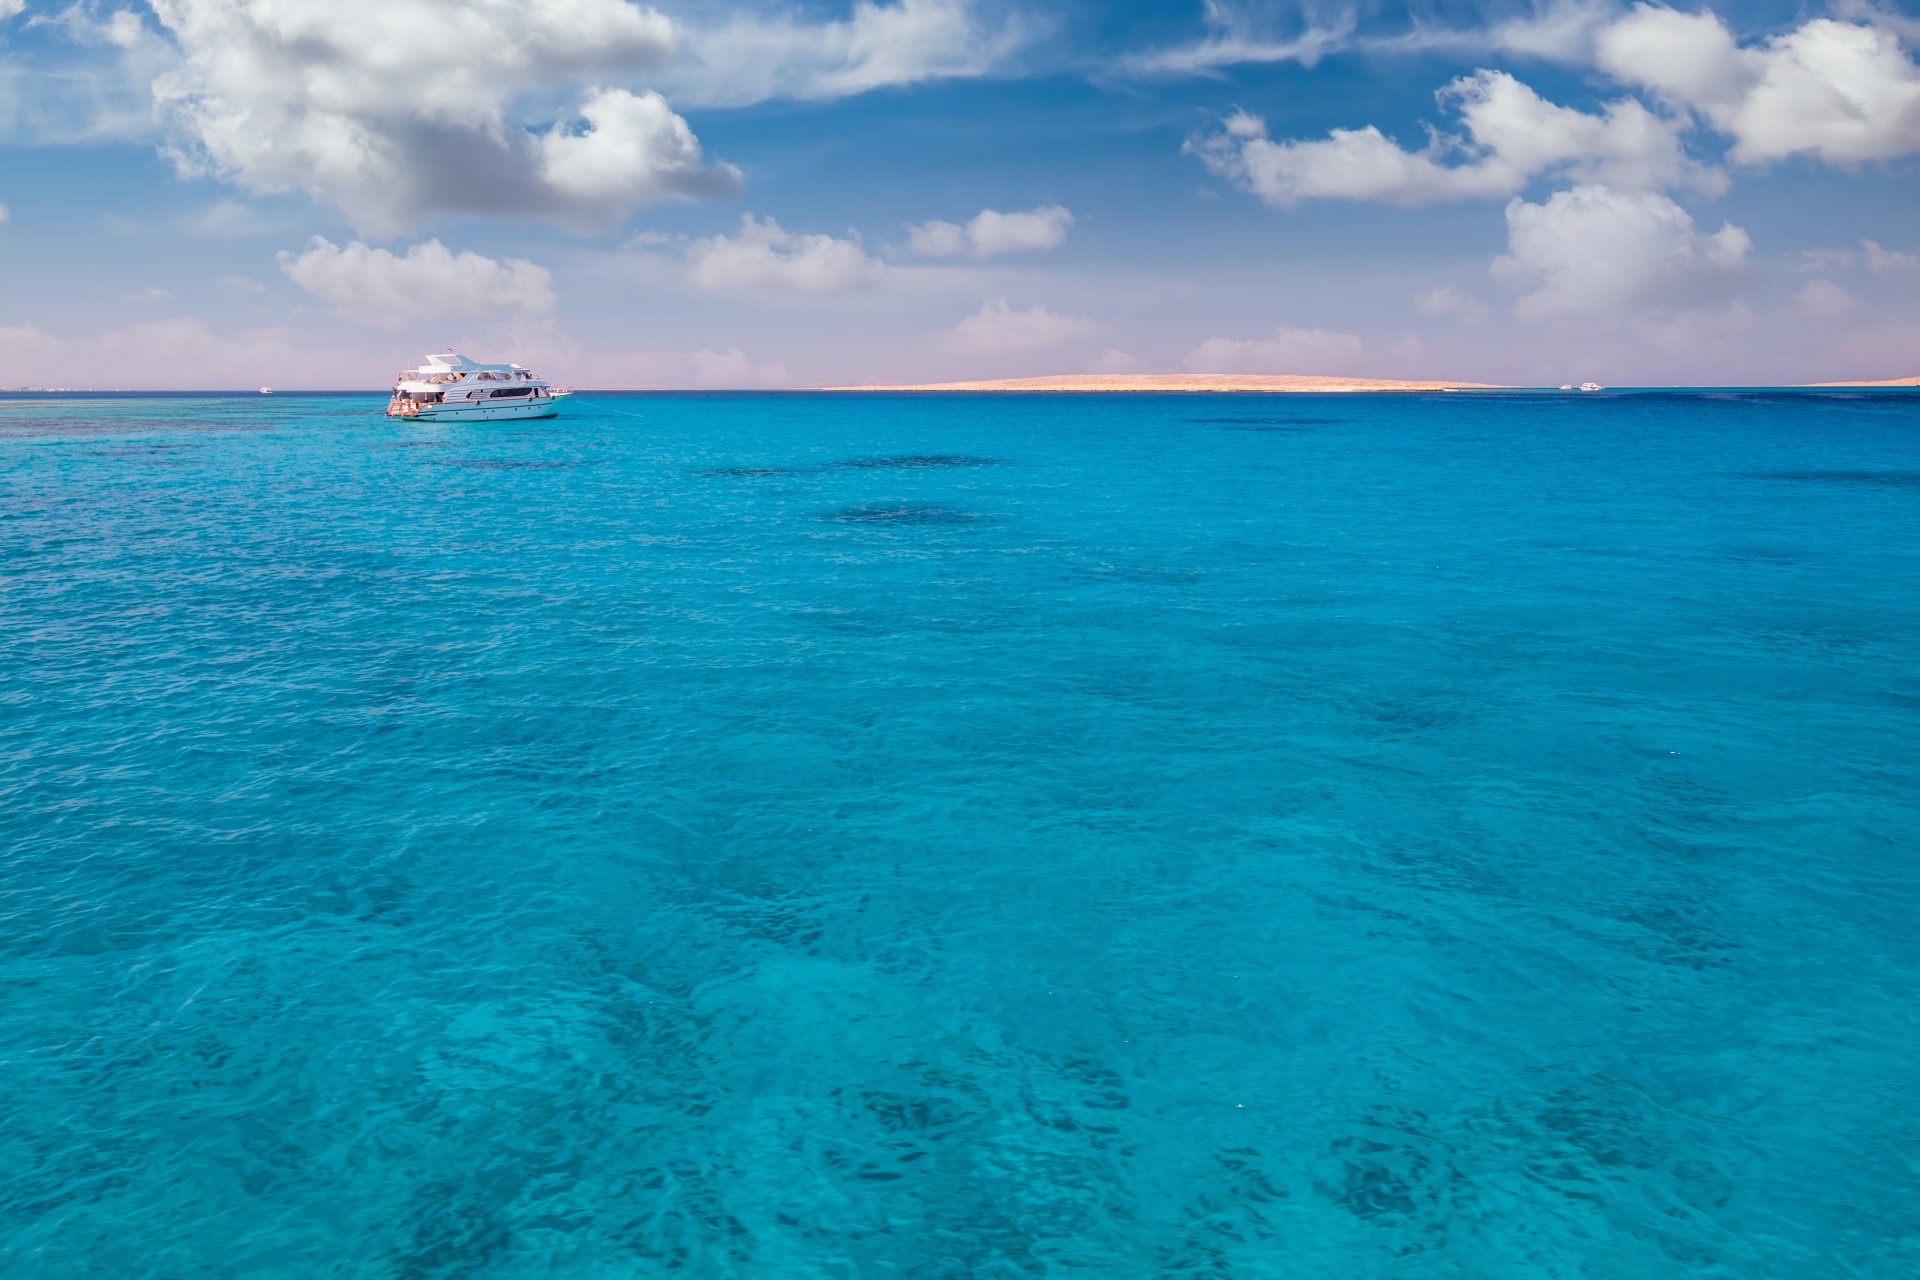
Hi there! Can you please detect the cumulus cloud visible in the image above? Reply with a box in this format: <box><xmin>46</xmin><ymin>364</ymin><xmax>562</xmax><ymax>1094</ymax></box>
<box><xmin>146</xmin><ymin>0</ymin><xmax>736</xmax><ymax>232</ymax></box>
<box><xmin>0</xmin><ymin>0</ymin><xmax>24</xmax><ymax>20</ymax></box>
<box><xmin>1793</xmin><ymin>279</ymin><xmax>1857</xmax><ymax>318</ymax></box>
<box><xmin>1413</xmin><ymin>286</ymin><xmax>1490</xmax><ymax>324</ymax></box>
<box><xmin>1596</xmin><ymin>6</ymin><xmax>1920</xmax><ymax>165</ymax></box>
<box><xmin>1863</xmin><ymin>239</ymin><xmax>1920</xmax><ymax>273</ymax></box>
<box><xmin>685</xmin><ymin>215</ymin><xmax>886</xmax><ymax>292</ymax></box>
<box><xmin>943</xmin><ymin>298</ymin><xmax>1094</xmax><ymax>355</ymax></box>
<box><xmin>534</xmin><ymin>87</ymin><xmax>741</xmax><ymax>212</ymax></box>
<box><xmin>277</xmin><ymin>237</ymin><xmax>557</xmax><ymax>325</ymax></box>
<box><xmin>1491</xmin><ymin>185</ymin><xmax>1753</xmax><ymax>321</ymax></box>
<box><xmin>904</xmin><ymin>204</ymin><xmax>1073</xmax><ymax>258</ymax></box>
<box><xmin>1191</xmin><ymin>69</ymin><xmax>1717</xmax><ymax>207</ymax></box>
<box><xmin>664</xmin><ymin>0</ymin><xmax>1035</xmax><ymax>108</ymax></box>
<box><xmin>1183</xmin><ymin>326</ymin><xmax>1366</xmax><ymax>374</ymax></box>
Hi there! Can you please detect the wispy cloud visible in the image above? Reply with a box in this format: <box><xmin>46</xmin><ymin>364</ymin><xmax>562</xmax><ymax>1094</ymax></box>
<box><xmin>942</xmin><ymin>298</ymin><xmax>1094</xmax><ymax>354</ymax></box>
<box><xmin>663</xmin><ymin>0</ymin><xmax>1040</xmax><ymax>108</ymax></box>
<box><xmin>278</xmin><ymin>237</ymin><xmax>557</xmax><ymax>325</ymax></box>
<box><xmin>903</xmin><ymin>205</ymin><xmax>1073</xmax><ymax>259</ymax></box>
<box><xmin>1184</xmin><ymin>325</ymin><xmax>1366</xmax><ymax>374</ymax></box>
<box><xmin>685</xmin><ymin>215</ymin><xmax>888</xmax><ymax>293</ymax></box>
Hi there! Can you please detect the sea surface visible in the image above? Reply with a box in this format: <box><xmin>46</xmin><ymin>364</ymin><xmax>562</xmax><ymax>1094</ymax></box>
<box><xmin>2</xmin><ymin>389</ymin><xmax>1917</xmax><ymax>1278</ymax></box>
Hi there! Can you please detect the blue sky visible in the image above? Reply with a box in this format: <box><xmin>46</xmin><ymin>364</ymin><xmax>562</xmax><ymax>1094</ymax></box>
<box><xmin>1</xmin><ymin>0</ymin><xmax>1917</xmax><ymax>387</ymax></box>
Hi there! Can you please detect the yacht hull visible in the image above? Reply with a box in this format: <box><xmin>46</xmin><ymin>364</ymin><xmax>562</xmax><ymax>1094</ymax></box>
<box><xmin>388</xmin><ymin>398</ymin><xmax>562</xmax><ymax>423</ymax></box>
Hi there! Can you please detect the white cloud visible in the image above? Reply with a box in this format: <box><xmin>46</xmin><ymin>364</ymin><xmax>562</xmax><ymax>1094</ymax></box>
<box><xmin>534</xmin><ymin>87</ymin><xmax>740</xmax><ymax>214</ymax></box>
<box><xmin>904</xmin><ymin>204</ymin><xmax>1073</xmax><ymax>258</ymax></box>
<box><xmin>126</xmin><ymin>286</ymin><xmax>174</xmax><ymax>302</ymax></box>
<box><xmin>1834</xmin><ymin>1</ymin><xmax>1920</xmax><ymax>45</ymax></box>
<box><xmin>277</xmin><ymin>237</ymin><xmax>557</xmax><ymax>325</ymax></box>
<box><xmin>1862</xmin><ymin>238</ymin><xmax>1920</xmax><ymax>274</ymax></box>
<box><xmin>1794</xmin><ymin>279</ymin><xmax>1857</xmax><ymax>318</ymax></box>
<box><xmin>685</xmin><ymin>215</ymin><xmax>886</xmax><ymax>292</ymax></box>
<box><xmin>0</xmin><ymin>2</ymin><xmax>170</xmax><ymax>144</ymax></box>
<box><xmin>1122</xmin><ymin>1</ymin><xmax>1357</xmax><ymax>76</ymax></box>
<box><xmin>1127</xmin><ymin>0</ymin><xmax>1620</xmax><ymax>75</ymax></box>
<box><xmin>1191</xmin><ymin>70</ymin><xmax>1717</xmax><ymax>207</ymax></box>
<box><xmin>1799</xmin><ymin>246</ymin><xmax>1860</xmax><ymax>272</ymax></box>
<box><xmin>146</xmin><ymin>0</ymin><xmax>736</xmax><ymax>232</ymax></box>
<box><xmin>1596</xmin><ymin>7</ymin><xmax>1920</xmax><ymax>165</ymax></box>
<box><xmin>1183</xmin><ymin>326</ymin><xmax>1366</xmax><ymax>374</ymax></box>
<box><xmin>1491</xmin><ymin>185</ymin><xmax>1753</xmax><ymax>321</ymax></box>
<box><xmin>1089</xmin><ymin>348</ymin><xmax>1144</xmax><ymax>374</ymax></box>
<box><xmin>1436</xmin><ymin>0</ymin><xmax>1620</xmax><ymax>62</ymax></box>
<box><xmin>664</xmin><ymin>0</ymin><xmax>1035</xmax><ymax>108</ymax></box>
<box><xmin>943</xmin><ymin>298</ymin><xmax>1094</xmax><ymax>355</ymax></box>
<box><xmin>1798</xmin><ymin>237</ymin><xmax>1920</xmax><ymax>275</ymax></box>
<box><xmin>1413</xmin><ymin>286</ymin><xmax>1489</xmax><ymax>324</ymax></box>
<box><xmin>0</xmin><ymin>0</ymin><xmax>26</xmax><ymax>20</ymax></box>
<box><xmin>183</xmin><ymin>199</ymin><xmax>292</xmax><ymax>238</ymax></box>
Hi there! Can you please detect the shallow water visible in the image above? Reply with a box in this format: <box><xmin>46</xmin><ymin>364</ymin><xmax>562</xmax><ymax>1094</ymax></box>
<box><xmin>3</xmin><ymin>389</ymin><xmax>1917</xmax><ymax>1277</ymax></box>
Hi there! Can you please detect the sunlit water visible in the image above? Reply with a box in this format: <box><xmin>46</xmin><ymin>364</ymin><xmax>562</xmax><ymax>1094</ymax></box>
<box><xmin>3</xmin><ymin>390</ymin><xmax>1917</xmax><ymax>1277</ymax></box>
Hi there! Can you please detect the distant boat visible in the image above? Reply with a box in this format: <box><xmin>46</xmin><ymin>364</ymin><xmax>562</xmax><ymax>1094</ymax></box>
<box><xmin>259</xmin><ymin>387</ymin><xmax>272</xmax><ymax>395</ymax></box>
<box><xmin>1578</xmin><ymin>382</ymin><xmax>1605</xmax><ymax>392</ymax></box>
<box><xmin>386</xmin><ymin>351</ymin><xmax>565</xmax><ymax>421</ymax></box>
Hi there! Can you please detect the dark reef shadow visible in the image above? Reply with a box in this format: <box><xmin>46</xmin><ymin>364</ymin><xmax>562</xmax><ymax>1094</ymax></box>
<box><xmin>833</xmin><ymin>454</ymin><xmax>1002</xmax><ymax>469</ymax></box>
<box><xmin>1185</xmin><ymin>416</ymin><xmax>1341</xmax><ymax>427</ymax></box>
<box><xmin>821</xmin><ymin>503</ymin><xmax>981</xmax><ymax>525</ymax></box>
<box><xmin>698</xmin><ymin>465</ymin><xmax>807</xmax><ymax>478</ymax></box>
<box><xmin>439</xmin><ymin>458</ymin><xmax>583</xmax><ymax>470</ymax></box>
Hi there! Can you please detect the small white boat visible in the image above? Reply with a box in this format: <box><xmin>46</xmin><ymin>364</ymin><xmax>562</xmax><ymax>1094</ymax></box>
<box><xmin>387</xmin><ymin>351</ymin><xmax>567</xmax><ymax>422</ymax></box>
<box><xmin>259</xmin><ymin>387</ymin><xmax>273</xmax><ymax>395</ymax></box>
<box><xmin>1577</xmin><ymin>382</ymin><xmax>1605</xmax><ymax>392</ymax></box>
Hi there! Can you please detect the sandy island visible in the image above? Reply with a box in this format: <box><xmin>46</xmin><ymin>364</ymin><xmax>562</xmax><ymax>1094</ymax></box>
<box><xmin>819</xmin><ymin>373</ymin><xmax>1507</xmax><ymax>393</ymax></box>
<box><xmin>1803</xmin><ymin>375</ymin><xmax>1920</xmax><ymax>387</ymax></box>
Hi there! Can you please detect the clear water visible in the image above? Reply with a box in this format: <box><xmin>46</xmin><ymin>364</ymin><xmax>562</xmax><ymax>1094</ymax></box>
<box><xmin>3</xmin><ymin>390</ymin><xmax>1917</xmax><ymax>1278</ymax></box>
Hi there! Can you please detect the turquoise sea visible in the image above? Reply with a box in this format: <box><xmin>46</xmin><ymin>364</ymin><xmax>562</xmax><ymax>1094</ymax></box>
<box><xmin>3</xmin><ymin>389</ymin><xmax>1917</xmax><ymax>1278</ymax></box>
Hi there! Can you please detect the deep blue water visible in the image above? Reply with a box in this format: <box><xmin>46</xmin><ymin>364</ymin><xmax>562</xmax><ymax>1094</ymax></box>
<box><xmin>3</xmin><ymin>390</ymin><xmax>1917</xmax><ymax>1278</ymax></box>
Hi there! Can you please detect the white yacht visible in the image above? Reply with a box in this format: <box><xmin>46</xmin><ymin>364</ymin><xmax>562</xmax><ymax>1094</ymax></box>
<box><xmin>387</xmin><ymin>351</ymin><xmax>567</xmax><ymax>421</ymax></box>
